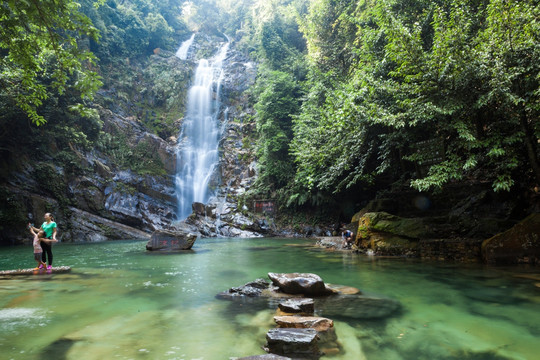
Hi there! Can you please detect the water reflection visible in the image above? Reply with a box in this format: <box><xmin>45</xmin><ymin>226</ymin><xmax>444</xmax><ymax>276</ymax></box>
<box><xmin>0</xmin><ymin>238</ymin><xmax>539</xmax><ymax>360</ymax></box>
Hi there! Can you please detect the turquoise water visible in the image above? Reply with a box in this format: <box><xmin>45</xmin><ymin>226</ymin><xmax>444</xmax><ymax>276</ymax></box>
<box><xmin>0</xmin><ymin>238</ymin><xmax>539</xmax><ymax>360</ymax></box>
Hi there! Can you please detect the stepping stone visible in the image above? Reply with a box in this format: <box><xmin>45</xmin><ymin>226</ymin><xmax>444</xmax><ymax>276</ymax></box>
<box><xmin>264</xmin><ymin>328</ymin><xmax>320</xmax><ymax>359</ymax></box>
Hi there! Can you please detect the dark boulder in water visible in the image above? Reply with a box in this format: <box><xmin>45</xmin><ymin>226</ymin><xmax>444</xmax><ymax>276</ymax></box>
<box><xmin>146</xmin><ymin>229</ymin><xmax>197</xmax><ymax>251</ymax></box>
<box><xmin>216</xmin><ymin>278</ymin><xmax>271</xmax><ymax>299</ymax></box>
<box><xmin>264</xmin><ymin>328</ymin><xmax>321</xmax><ymax>359</ymax></box>
<box><xmin>267</xmin><ymin>273</ymin><xmax>335</xmax><ymax>296</ymax></box>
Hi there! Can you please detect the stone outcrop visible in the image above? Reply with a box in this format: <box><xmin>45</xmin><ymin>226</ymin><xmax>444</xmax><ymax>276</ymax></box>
<box><xmin>146</xmin><ymin>229</ymin><xmax>197</xmax><ymax>251</ymax></box>
<box><xmin>482</xmin><ymin>213</ymin><xmax>540</xmax><ymax>264</ymax></box>
<box><xmin>68</xmin><ymin>207</ymin><xmax>151</xmax><ymax>242</ymax></box>
<box><xmin>355</xmin><ymin>212</ymin><xmax>430</xmax><ymax>256</ymax></box>
<box><xmin>185</xmin><ymin>202</ymin><xmax>271</xmax><ymax>238</ymax></box>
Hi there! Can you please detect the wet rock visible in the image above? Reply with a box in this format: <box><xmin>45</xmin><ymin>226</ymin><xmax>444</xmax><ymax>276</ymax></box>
<box><xmin>268</xmin><ymin>273</ymin><xmax>335</xmax><ymax>297</ymax></box>
<box><xmin>278</xmin><ymin>298</ymin><xmax>314</xmax><ymax>314</ymax></box>
<box><xmin>192</xmin><ymin>202</ymin><xmax>206</xmax><ymax>215</ymax></box>
<box><xmin>216</xmin><ymin>278</ymin><xmax>270</xmax><ymax>299</ymax></box>
<box><xmin>146</xmin><ymin>229</ymin><xmax>197</xmax><ymax>251</ymax></box>
<box><xmin>274</xmin><ymin>316</ymin><xmax>333</xmax><ymax>333</ymax></box>
<box><xmin>274</xmin><ymin>316</ymin><xmax>337</xmax><ymax>345</ymax></box>
<box><xmin>482</xmin><ymin>213</ymin><xmax>540</xmax><ymax>264</ymax></box>
<box><xmin>264</xmin><ymin>328</ymin><xmax>320</xmax><ymax>359</ymax></box>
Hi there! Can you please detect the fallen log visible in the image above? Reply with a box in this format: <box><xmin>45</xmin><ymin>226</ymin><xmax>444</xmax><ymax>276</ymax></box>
<box><xmin>0</xmin><ymin>266</ymin><xmax>71</xmax><ymax>276</ymax></box>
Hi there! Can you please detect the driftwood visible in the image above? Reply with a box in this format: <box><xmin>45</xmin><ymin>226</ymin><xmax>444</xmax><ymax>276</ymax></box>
<box><xmin>0</xmin><ymin>266</ymin><xmax>71</xmax><ymax>276</ymax></box>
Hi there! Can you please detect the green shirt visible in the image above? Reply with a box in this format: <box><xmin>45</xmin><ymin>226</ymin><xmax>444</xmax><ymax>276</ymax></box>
<box><xmin>41</xmin><ymin>221</ymin><xmax>57</xmax><ymax>238</ymax></box>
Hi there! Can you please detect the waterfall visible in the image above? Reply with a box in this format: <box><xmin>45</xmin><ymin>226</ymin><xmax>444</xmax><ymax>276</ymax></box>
<box><xmin>175</xmin><ymin>40</ymin><xmax>229</xmax><ymax>220</ymax></box>
<box><xmin>175</xmin><ymin>33</ymin><xmax>195</xmax><ymax>60</ymax></box>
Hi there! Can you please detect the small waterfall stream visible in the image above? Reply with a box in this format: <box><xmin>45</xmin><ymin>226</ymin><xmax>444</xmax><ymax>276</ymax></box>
<box><xmin>175</xmin><ymin>33</ymin><xmax>195</xmax><ymax>60</ymax></box>
<box><xmin>175</xmin><ymin>39</ymin><xmax>229</xmax><ymax>220</ymax></box>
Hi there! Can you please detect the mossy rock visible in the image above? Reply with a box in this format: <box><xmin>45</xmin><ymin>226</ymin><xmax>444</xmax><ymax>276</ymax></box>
<box><xmin>355</xmin><ymin>212</ymin><xmax>429</xmax><ymax>255</ymax></box>
<box><xmin>357</xmin><ymin>212</ymin><xmax>429</xmax><ymax>239</ymax></box>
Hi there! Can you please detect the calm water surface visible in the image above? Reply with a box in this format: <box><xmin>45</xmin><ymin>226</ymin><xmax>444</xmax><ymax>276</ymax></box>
<box><xmin>0</xmin><ymin>238</ymin><xmax>539</xmax><ymax>360</ymax></box>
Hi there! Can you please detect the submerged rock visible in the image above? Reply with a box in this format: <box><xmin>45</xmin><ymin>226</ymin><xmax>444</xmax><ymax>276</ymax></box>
<box><xmin>314</xmin><ymin>293</ymin><xmax>401</xmax><ymax>320</ymax></box>
<box><xmin>146</xmin><ymin>229</ymin><xmax>197</xmax><ymax>251</ymax></box>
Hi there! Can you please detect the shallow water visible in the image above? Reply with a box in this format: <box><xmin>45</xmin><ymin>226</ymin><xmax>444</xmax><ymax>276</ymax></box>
<box><xmin>0</xmin><ymin>238</ymin><xmax>539</xmax><ymax>360</ymax></box>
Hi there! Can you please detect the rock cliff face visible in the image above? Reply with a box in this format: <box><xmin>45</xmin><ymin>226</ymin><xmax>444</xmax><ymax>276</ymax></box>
<box><xmin>1</xmin><ymin>35</ymin><xmax>262</xmax><ymax>245</ymax></box>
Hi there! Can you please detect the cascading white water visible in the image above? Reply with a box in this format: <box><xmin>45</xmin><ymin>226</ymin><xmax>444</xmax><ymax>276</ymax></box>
<box><xmin>175</xmin><ymin>33</ymin><xmax>195</xmax><ymax>60</ymax></box>
<box><xmin>175</xmin><ymin>40</ymin><xmax>229</xmax><ymax>220</ymax></box>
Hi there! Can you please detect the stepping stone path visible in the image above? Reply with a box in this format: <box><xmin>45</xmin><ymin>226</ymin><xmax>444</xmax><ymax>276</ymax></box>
<box><xmin>221</xmin><ymin>272</ymin><xmax>401</xmax><ymax>358</ymax></box>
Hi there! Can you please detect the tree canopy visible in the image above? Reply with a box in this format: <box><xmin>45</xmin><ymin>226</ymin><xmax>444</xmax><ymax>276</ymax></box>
<box><xmin>0</xmin><ymin>0</ymin><xmax>103</xmax><ymax>125</ymax></box>
<box><xmin>242</xmin><ymin>0</ymin><xmax>539</xmax><ymax>209</ymax></box>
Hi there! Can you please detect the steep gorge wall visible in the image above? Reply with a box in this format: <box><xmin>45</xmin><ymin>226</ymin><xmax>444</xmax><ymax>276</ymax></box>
<box><xmin>1</xmin><ymin>34</ymin><xmax>259</xmax><ymax>245</ymax></box>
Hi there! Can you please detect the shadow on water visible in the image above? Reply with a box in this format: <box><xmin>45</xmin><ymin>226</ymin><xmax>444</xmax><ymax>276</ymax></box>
<box><xmin>39</xmin><ymin>338</ymin><xmax>76</xmax><ymax>360</ymax></box>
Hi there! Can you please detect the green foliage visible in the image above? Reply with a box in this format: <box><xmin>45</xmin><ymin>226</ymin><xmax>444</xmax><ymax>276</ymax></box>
<box><xmin>286</xmin><ymin>0</ymin><xmax>539</xmax><ymax>204</ymax></box>
<box><xmin>82</xmin><ymin>0</ymin><xmax>187</xmax><ymax>60</ymax></box>
<box><xmin>0</xmin><ymin>0</ymin><xmax>102</xmax><ymax>125</ymax></box>
<box><xmin>253</xmin><ymin>68</ymin><xmax>302</xmax><ymax>191</ymax></box>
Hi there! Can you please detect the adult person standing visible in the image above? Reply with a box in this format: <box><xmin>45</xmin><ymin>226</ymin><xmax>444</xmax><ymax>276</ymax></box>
<box><xmin>29</xmin><ymin>213</ymin><xmax>57</xmax><ymax>270</ymax></box>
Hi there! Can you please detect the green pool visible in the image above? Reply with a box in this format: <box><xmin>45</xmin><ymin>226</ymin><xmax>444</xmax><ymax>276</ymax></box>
<box><xmin>0</xmin><ymin>238</ymin><xmax>538</xmax><ymax>359</ymax></box>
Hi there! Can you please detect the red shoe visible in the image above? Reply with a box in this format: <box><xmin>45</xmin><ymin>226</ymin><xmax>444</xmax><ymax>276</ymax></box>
<box><xmin>47</xmin><ymin>265</ymin><xmax>52</xmax><ymax>270</ymax></box>
<box><xmin>38</xmin><ymin>264</ymin><xmax>44</xmax><ymax>269</ymax></box>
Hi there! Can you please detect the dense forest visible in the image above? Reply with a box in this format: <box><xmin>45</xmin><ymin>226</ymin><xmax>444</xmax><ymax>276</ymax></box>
<box><xmin>0</xmin><ymin>0</ymin><xmax>538</xmax><ymax>252</ymax></box>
